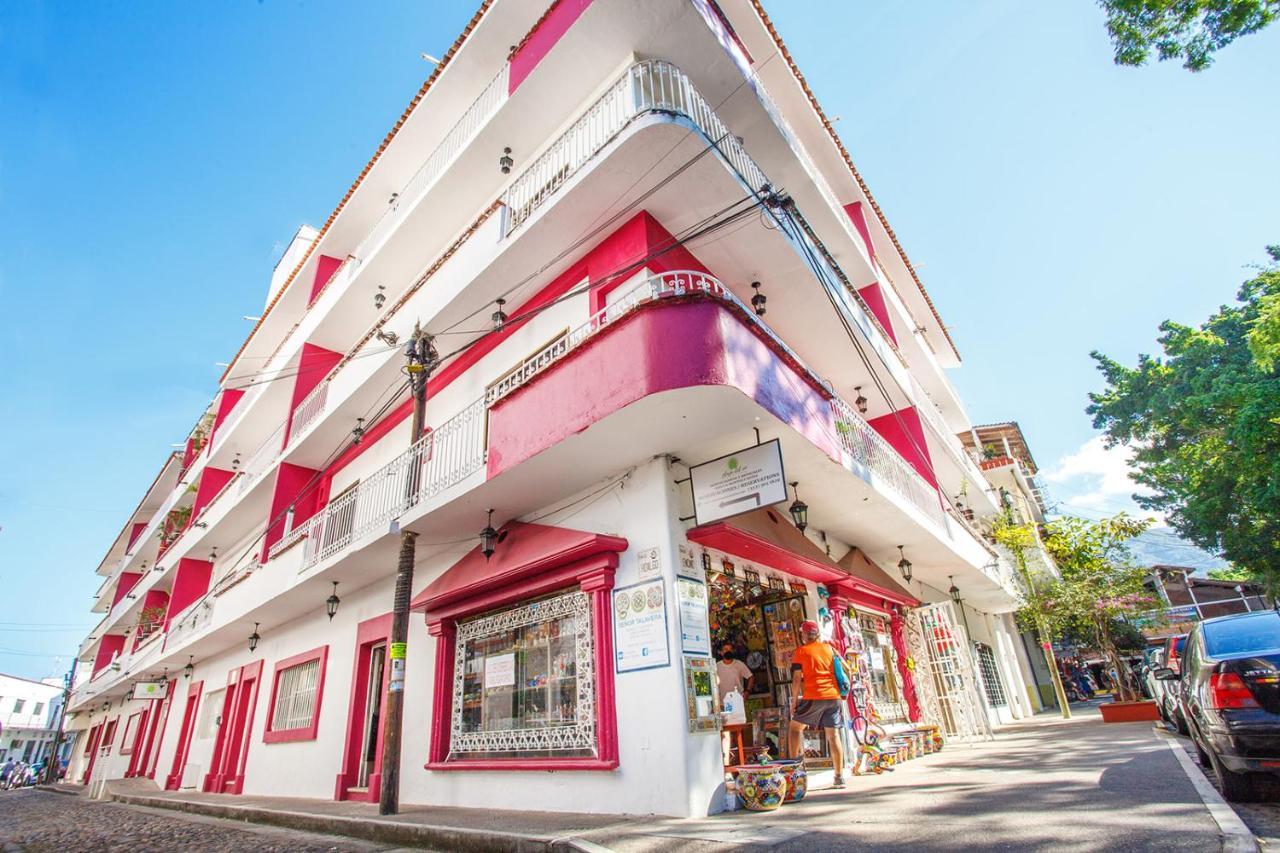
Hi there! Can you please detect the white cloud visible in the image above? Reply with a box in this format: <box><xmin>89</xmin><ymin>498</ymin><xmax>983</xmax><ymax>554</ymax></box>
<box><xmin>1043</xmin><ymin>435</ymin><xmax>1161</xmax><ymax>520</ymax></box>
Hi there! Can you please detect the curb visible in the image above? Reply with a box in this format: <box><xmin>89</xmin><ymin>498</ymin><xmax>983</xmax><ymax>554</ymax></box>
<box><xmin>1154</xmin><ymin>729</ymin><xmax>1259</xmax><ymax>852</ymax></box>
<box><xmin>111</xmin><ymin>792</ymin><xmax>572</xmax><ymax>853</ymax></box>
<box><xmin>34</xmin><ymin>785</ymin><xmax>82</xmax><ymax>797</ymax></box>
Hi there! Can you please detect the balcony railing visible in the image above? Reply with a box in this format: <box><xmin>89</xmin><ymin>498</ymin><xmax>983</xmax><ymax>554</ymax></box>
<box><xmin>289</xmin><ymin>380</ymin><xmax>329</xmax><ymax>445</ymax></box>
<box><xmin>503</xmin><ymin>61</ymin><xmax>768</xmax><ymax>232</ymax></box>
<box><xmin>286</xmin><ymin>397</ymin><xmax>489</xmax><ymax>573</ymax></box>
<box><xmin>237</xmin><ymin>423</ymin><xmax>285</xmax><ymax>495</ymax></box>
<box><xmin>164</xmin><ymin>598</ymin><xmax>216</xmax><ymax>651</ymax></box>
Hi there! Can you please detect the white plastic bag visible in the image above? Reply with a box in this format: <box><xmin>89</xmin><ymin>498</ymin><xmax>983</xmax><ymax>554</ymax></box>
<box><xmin>723</xmin><ymin>689</ymin><xmax>747</xmax><ymax>724</ymax></box>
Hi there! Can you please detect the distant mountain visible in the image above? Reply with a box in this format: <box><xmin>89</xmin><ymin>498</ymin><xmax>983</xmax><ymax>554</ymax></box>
<box><xmin>1128</xmin><ymin>526</ymin><xmax>1228</xmax><ymax>574</ymax></box>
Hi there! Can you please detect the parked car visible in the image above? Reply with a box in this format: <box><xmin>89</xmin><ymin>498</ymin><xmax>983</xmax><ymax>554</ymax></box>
<box><xmin>1152</xmin><ymin>634</ymin><xmax>1188</xmax><ymax>732</ymax></box>
<box><xmin>1156</xmin><ymin>610</ymin><xmax>1280</xmax><ymax>801</ymax></box>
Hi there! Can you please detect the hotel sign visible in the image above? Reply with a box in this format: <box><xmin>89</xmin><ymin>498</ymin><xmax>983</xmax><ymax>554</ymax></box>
<box><xmin>131</xmin><ymin>681</ymin><xmax>169</xmax><ymax>700</ymax></box>
<box><xmin>689</xmin><ymin>439</ymin><xmax>787</xmax><ymax>525</ymax></box>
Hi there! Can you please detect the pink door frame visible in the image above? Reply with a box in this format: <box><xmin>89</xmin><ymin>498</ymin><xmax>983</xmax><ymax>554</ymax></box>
<box><xmin>335</xmin><ymin>613</ymin><xmax>393</xmax><ymax>801</ymax></box>
<box><xmin>203</xmin><ymin>661</ymin><xmax>263</xmax><ymax>794</ymax></box>
<box><xmin>165</xmin><ymin>680</ymin><xmax>203</xmax><ymax>790</ymax></box>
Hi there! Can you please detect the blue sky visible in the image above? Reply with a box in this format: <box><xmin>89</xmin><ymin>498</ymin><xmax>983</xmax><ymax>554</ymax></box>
<box><xmin>1</xmin><ymin>1</ymin><xmax>1276</xmax><ymax>679</ymax></box>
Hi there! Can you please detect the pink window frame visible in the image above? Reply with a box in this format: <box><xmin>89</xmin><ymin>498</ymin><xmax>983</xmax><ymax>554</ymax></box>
<box><xmin>262</xmin><ymin>645</ymin><xmax>329</xmax><ymax>744</ymax></box>
<box><xmin>423</xmin><ymin>542</ymin><xmax>623</xmax><ymax>772</ymax></box>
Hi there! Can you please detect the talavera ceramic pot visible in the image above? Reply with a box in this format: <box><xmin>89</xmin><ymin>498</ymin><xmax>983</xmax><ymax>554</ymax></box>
<box><xmin>735</xmin><ymin>764</ymin><xmax>788</xmax><ymax>811</ymax></box>
<box><xmin>767</xmin><ymin>759</ymin><xmax>808</xmax><ymax>802</ymax></box>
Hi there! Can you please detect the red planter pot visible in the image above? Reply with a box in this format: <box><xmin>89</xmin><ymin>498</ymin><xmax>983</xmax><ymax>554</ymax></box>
<box><xmin>1099</xmin><ymin>700</ymin><xmax>1160</xmax><ymax>723</ymax></box>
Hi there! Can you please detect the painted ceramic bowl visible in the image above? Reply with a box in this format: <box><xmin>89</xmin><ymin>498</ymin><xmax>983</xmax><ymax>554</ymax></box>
<box><xmin>735</xmin><ymin>764</ymin><xmax>788</xmax><ymax>811</ymax></box>
<box><xmin>767</xmin><ymin>759</ymin><xmax>808</xmax><ymax>802</ymax></box>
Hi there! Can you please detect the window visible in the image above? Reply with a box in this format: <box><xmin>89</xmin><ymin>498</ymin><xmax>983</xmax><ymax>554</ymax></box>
<box><xmin>197</xmin><ymin>689</ymin><xmax>224</xmax><ymax>740</ymax></box>
<box><xmin>120</xmin><ymin>713</ymin><xmax>140</xmax><ymax>755</ymax></box>
<box><xmin>264</xmin><ymin>646</ymin><xmax>328</xmax><ymax>743</ymax></box>
<box><xmin>10</xmin><ymin>739</ymin><xmax>22</xmax><ymax>749</ymax></box>
<box><xmin>33</xmin><ymin>702</ymin><xmax>44</xmax><ymax>716</ymax></box>
<box><xmin>13</xmin><ymin>699</ymin><xmax>25</xmax><ymax>714</ymax></box>
<box><xmin>851</xmin><ymin>610</ymin><xmax>908</xmax><ymax>723</ymax></box>
<box><xmin>975</xmin><ymin>644</ymin><xmax>1008</xmax><ymax>708</ymax></box>
<box><xmin>450</xmin><ymin>590</ymin><xmax>595</xmax><ymax>761</ymax></box>
<box><xmin>1205</xmin><ymin>612</ymin><xmax>1280</xmax><ymax>658</ymax></box>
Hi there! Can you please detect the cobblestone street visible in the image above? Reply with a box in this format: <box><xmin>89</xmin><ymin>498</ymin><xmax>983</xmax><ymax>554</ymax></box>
<box><xmin>0</xmin><ymin>790</ymin><xmax>397</xmax><ymax>853</ymax></box>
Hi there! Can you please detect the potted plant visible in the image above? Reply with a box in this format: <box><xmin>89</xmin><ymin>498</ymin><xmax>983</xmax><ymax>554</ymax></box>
<box><xmin>136</xmin><ymin>605</ymin><xmax>167</xmax><ymax>639</ymax></box>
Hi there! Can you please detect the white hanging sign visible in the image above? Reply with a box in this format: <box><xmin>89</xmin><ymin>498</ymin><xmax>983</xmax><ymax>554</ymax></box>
<box><xmin>688</xmin><ymin>439</ymin><xmax>787</xmax><ymax>525</ymax></box>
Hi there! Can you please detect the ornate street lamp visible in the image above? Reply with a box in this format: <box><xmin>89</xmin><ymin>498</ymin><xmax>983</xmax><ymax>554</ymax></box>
<box><xmin>480</xmin><ymin>509</ymin><xmax>498</xmax><ymax>560</ymax></box>
<box><xmin>492</xmin><ymin>298</ymin><xmax>508</xmax><ymax>330</ymax></box>
<box><xmin>788</xmin><ymin>482</ymin><xmax>808</xmax><ymax>532</ymax></box>
<box><xmin>897</xmin><ymin>546</ymin><xmax>913</xmax><ymax>583</ymax></box>
<box><xmin>248</xmin><ymin>623</ymin><xmax>260</xmax><ymax>653</ymax></box>
<box><xmin>854</xmin><ymin>386</ymin><xmax>868</xmax><ymax>416</ymax></box>
<box><xmin>326</xmin><ymin>582</ymin><xmax>341</xmax><ymax>621</ymax></box>
<box><xmin>949</xmin><ymin>575</ymin><xmax>962</xmax><ymax>604</ymax></box>
<box><xmin>183</xmin><ymin>656</ymin><xmax>194</xmax><ymax>680</ymax></box>
<box><xmin>499</xmin><ymin>147</ymin><xmax>514</xmax><ymax>174</ymax></box>
<box><xmin>750</xmin><ymin>281</ymin><xmax>767</xmax><ymax>317</ymax></box>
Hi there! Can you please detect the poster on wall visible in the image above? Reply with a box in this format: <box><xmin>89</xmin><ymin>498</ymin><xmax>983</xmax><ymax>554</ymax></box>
<box><xmin>676</xmin><ymin>577</ymin><xmax>712</xmax><ymax>655</ymax></box>
<box><xmin>131</xmin><ymin>681</ymin><xmax>168</xmax><ymax>700</ymax></box>
<box><xmin>688</xmin><ymin>439</ymin><xmax>787</xmax><ymax>525</ymax></box>
<box><xmin>613</xmin><ymin>579</ymin><xmax>671</xmax><ymax>673</ymax></box>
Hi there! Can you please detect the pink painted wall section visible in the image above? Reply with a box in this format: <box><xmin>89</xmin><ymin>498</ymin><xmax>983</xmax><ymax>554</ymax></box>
<box><xmin>112</xmin><ymin>572</ymin><xmax>143</xmax><ymax>608</ymax></box>
<box><xmin>308</xmin><ymin>255</ymin><xmax>344</xmax><ymax>306</ymax></box>
<box><xmin>486</xmin><ymin>300</ymin><xmax>839</xmax><ymax>477</ymax></box>
<box><xmin>285</xmin><ymin>344</ymin><xmax>342</xmax><ymax>444</ymax></box>
<box><xmin>93</xmin><ymin>634</ymin><xmax>126</xmax><ymax>676</ymax></box>
<box><xmin>191</xmin><ymin>468</ymin><xmax>235</xmax><ymax>520</ymax></box>
<box><xmin>166</xmin><ymin>559</ymin><xmax>213</xmax><ymax>630</ymax></box>
<box><xmin>508</xmin><ymin>0</ymin><xmax>595</xmax><ymax>93</ymax></box>
<box><xmin>208</xmin><ymin>389</ymin><xmax>245</xmax><ymax>448</ymax></box>
<box><xmin>866</xmin><ymin>406</ymin><xmax>938</xmax><ymax>489</ymax></box>
<box><xmin>842</xmin><ymin>202</ymin><xmax>877</xmax><ymax>266</ymax></box>
<box><xmin>126</xmin><ymin>522</ymin><xmax>148</xmax><ymax>552</ymax></box>
<box><xmin>856</xmin><ymin>282</ymin><xmax>897</xmax><ymax>346</ymax></box>
<box><xmin>588</xmin><ymin>211</ymin><xmax>713</xmax><ymax>313</ymax></box>
<box><xmin>141</xmin><ymin>588</ymin><xmax>170</xmax><ymax>615</ymax></box>
<box><xmin>263</xmin><ymin>462</ymin><xmax>321</xmax><ymax>557</ymax></box>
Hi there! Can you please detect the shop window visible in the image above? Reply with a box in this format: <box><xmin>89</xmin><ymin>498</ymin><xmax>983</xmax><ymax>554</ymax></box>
<box><xmin>197</xmin><ymin>689</ymin><xmax>224</xmax><ymax>740</ymax></box>
<box><xmin>975</xmin><ymin>643</ymin><xmax>1008</xmax><ymax>708</ymax></box>
<box><xmin>851</xmin><ymin>610</ymin><xmax>909</xmax><ymax>724</ymax></box>
<box><xmin>264</xmin><ymin>645</ymin><xmax>328</xmax><ymax>743</ymax></box>
<box><xmin>451</xmin><ymin>590</ymin><xmax>596</xmax><ymax>761</ymax></box>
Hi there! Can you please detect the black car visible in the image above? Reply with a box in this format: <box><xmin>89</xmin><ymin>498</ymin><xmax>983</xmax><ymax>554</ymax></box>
<box><xmin>1156</xmin><ymin>610</ymin><xmax>1280</xmax><ymax>801</ymax></box>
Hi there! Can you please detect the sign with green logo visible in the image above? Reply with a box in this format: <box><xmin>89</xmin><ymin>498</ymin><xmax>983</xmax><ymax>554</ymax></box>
<box><xmin>688</xmin><ymin>439</ymin><xmax>787</xmax><ymax>525</ymax></box>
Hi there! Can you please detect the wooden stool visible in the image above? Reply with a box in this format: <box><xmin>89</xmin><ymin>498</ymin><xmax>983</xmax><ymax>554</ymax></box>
<box><xmin>723</xmin><ymin>723</ymin><xmax>752</xmax><ymax>768</ymax></box>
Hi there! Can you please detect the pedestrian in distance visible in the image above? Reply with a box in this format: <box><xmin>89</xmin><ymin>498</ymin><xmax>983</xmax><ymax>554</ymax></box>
<box><xmin>787</xmin><ymin>620</ymin><xmax>847</xmax><ymax>787</ymax></box>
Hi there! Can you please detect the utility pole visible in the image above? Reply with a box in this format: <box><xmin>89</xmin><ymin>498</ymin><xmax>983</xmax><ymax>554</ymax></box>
<box><xmin>43</xmin><ymin>658</ymin><xmax>78</xmax><ymax>784</ymax></box>
<box><xmin>380</xmin><ymin>322</ymin><xmax>436</xmax><ymax>816</ymax></box>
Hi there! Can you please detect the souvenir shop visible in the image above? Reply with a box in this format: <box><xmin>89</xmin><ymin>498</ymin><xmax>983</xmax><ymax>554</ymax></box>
<box><xmin>687</xmin><ymin>509</ymin><xmax>938</xmax><ymax>786</ymax></box>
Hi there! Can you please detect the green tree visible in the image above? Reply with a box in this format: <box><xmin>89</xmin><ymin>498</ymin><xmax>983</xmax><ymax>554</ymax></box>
<box><xmin>1088</xmin><ymin>246</ymin><xmax>1280</xmax><ymax>581</ymax></box>
<box><xmin>1099</xmin><ymin>0</ymin><xmax>1279</xmax><ymax>71</ymax></box>
<box><xmin>1019</xmin><ymin>514</ymin><xmax>1155</xmax><ymax>701</ymax></box>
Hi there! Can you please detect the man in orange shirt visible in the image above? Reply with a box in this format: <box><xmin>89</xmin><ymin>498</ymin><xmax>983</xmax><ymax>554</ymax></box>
<box><xmin>788</xmin><ymin>620</ymin><xmax>846</xmax><ymax>786</ymax></box>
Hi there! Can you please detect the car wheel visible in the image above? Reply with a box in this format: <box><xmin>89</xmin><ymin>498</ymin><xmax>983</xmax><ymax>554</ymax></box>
<box><xmin>1209</xmin><ymin>750</ymin><xmax>1257</xmax><ymax>803</ymax></box>
<box><xmin>1158</xmin><ymin>702</ymin><xmax>1171</xmax><ymax>724</ymax></box>
<box><xmin>1174</xmin><ymin>708</ymin><xmax>1190</xmax><ymax>736</ymax></box>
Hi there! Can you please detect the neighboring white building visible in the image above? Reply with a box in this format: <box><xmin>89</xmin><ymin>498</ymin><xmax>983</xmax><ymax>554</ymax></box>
<box><xmin>0</xmin><ymin>674</ymin><xmax>63</xmax><ymax>764</ymax></box>
<box><xmin>65</xmin><ymin>0</ymin><xmax>1060</xmax><ymax>816</ymax></box>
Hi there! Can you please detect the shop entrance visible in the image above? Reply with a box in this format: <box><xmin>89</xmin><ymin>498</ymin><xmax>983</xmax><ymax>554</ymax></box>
<box><xmin>708</xmin><ymin>563</ymin><xmax>827</xmax><ymax>762</ymax></box>
<box><xmin>337</xmin><ymin>612</ymin><xmax>392</xmax><ymax>801</ymax></box>
<box><xmin>203</xmin><ymin>660</ymin><xmax>263</xmax><ymax>794</ymax></box>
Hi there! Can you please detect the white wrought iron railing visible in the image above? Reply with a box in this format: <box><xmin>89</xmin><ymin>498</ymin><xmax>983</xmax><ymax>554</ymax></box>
<box><xmin>164</xmin><ymin>597</ymin><xmax>216</xmax><ymax>651</ymax></box>
<box><xmin>291</xmin><ymin>398</ymin><xmax>489</xmax><ymax>572</ymax></box>
<box><xmin>237</xmin><ymin>423</ymin><xmax>286</xmax><ymax>495</ymax></box>
<box><xmin>288</xmin><ymin>380</ymin><xmax>329</xmax><ymax>446</ymax></box>
<box><xmin>831</xmin><ymin>396</ymin><xmax>948</xmax><ymax>529</ymax></box>
<box><xmin>502</xmin><ymin>61</ymin><xmax>768</xmax><ymax>231</ymax></box>
<box><xmin>355</xmin><ymin>64</ymin><xmax>510</xmax><ymax>262</ymax></box>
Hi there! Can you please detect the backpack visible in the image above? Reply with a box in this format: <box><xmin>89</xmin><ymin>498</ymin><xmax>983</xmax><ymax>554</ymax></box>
<box><xmin>831</xmin><ymin>646</ymin><xmax>851</xmax><ymax>698</ymax></box>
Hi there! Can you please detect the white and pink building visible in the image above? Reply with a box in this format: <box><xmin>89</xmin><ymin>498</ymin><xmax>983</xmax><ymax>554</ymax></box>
<box><xmin>66</xmin><ymin>0</ymin><xmax>1057</xmax><ymax>816</ymax></box>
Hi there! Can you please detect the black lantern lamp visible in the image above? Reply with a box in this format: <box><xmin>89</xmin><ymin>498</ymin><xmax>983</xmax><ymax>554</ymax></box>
<box><xmin>750</xmin><ymin>281</ymin><xmax>767</xmax><ymax>317</ymax></box>
<box><xmin>352</xmin><ymin>418</ymin><xmax>366</xmax><ymax>444</ymax></box>
<box><xmin>788</xmin><ymin>482</ymin><xmax>808</xmax><ymax>532</ymax></box>
<box><xmin>183</xmin><ymin>656</ymin><xmax>194</xmax><ymax>680</ymax></box>
<box><xmin>896</xmin><ymin>546</ymin><xmax>913</xmax><ymax>582</ymax></box>
<box><xmin>480</xmin><ymin>509</ymin><xmax>498</xmax><ymax>560</ymax></box>
<box><xmin>499</xmin><ymin>147</ymin><xmax>514</xmax><ymax>174</ymax></box>
<box><xmin>374</xmin><ymin>285</ymin><xmax>387</xmax><ymax>310</ymax></box>
<box><xmin>948</xmin><ymin>575</ymin><xmax>962</xmax><ymax>604</ymax></box>
<box><xmin>326</xmin><ymin>582</ymin><xmax>341</xmax><ymax>621</ymax></box>
<box><xmin>492</xmin><ymin>298</ymin><xmax>508</xmax><ymax>331</ymax></box>
<box><xmin>231</xmin><ymin>453</ymin><xmax>241</xmax><ymax>470</ymax></box>
<box><xmin>248</xmin><ymin>623</ymin><xmax>260</xmax><ymax>653</ymax></box>
<box><xmin>854</xmin><ymin>386</ymin><xmax>869</xmax><ymax>416</ymax></box>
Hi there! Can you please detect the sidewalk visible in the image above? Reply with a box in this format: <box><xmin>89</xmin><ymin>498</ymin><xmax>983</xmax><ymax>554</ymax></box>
<box><xmin>109</xmin><ymin>705</ymin><xmax>1238</xmax><ymax>851</ymax></box>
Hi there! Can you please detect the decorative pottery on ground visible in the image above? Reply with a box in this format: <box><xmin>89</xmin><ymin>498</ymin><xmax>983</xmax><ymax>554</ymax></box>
<box><xmin>734</xmin><ymin>764</ymin><xmax>788</xmax><ymax>811</ymax></box>
<box><xmin>767</xmin><ymin>759</ymin><xmax>808</xmax><ymax>802</ymax></box>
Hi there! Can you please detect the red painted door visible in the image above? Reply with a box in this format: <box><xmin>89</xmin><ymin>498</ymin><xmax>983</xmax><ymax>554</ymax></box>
<box><xmin>203</xmin><ymin>661</ymin><xmax>262</xmax><ymax>794</ymax></box>
<box><xmin>80</xmin><ymin>723</ymin><xmax>103</xmax><ymax>784</ymax></box>
<box><xmin>125</xmin><ymin>707</ymin><xmax>151</xmax><ymax>777</ymax></box>
<box><xmin>336</xmin><ymin>613</ymin><xmax>392</xmax><ymax>801</ymax></box>
<box><xmin>165</xmin><ymin>681</ymin><xmax>202</xmax><ymax>791</ymax></box>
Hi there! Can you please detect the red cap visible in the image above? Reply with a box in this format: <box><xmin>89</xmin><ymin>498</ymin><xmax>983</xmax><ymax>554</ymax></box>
<box><xmin>800</xmin><ymin>620</ymin><xmax>819</xmax><ymax>633</ymax></box>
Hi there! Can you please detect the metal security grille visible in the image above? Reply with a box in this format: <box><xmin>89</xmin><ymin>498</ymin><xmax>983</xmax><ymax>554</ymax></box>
<box><xmin>975</xmin><ymin>643</ymin><xmax>1009</xmax><ymax>708</ymax></box>
<box><xmin>905</xmin><ymin>602</ymin><xmax>993</xmax><ymax>742</ymax></box>
<box><xmin>271</xmin><ymin>659</ymin><xmax>320</xmax><ymax>732</ymax></box>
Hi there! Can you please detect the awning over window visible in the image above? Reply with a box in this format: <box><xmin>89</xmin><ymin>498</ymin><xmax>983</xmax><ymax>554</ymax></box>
<box><xmin>410</xmin><ymin>521</ymin><xmax>628</xmax><ymax>617</ymax></box>
<box><xmin>686</xmin><ymin>508</ymin><xmax>916</xmax><ymax>609</ymax></box>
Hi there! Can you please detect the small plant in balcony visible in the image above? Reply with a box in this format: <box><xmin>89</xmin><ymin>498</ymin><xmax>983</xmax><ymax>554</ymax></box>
<box><xmin>136</xmin><ymin>605</ymin><xmax>167</xmax><ymax>638</ymax></box>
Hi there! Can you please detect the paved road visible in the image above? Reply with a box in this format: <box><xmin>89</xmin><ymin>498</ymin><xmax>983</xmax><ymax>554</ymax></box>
<box><xmin>1168</xmin><ymin>723</ymin><xmax>1280</xmax><ymax>847</ymax></box>
<box><xmin>0</xmin><ymin>789</ymin><xmax>397</xmax><ymax>853</ymax></box>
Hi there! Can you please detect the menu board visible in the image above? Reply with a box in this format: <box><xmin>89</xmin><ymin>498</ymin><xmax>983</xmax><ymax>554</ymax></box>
<box><xmin>613</xmin><ymin>579</ymin><xmax>670</xmax><ymax>673</ymax></box>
